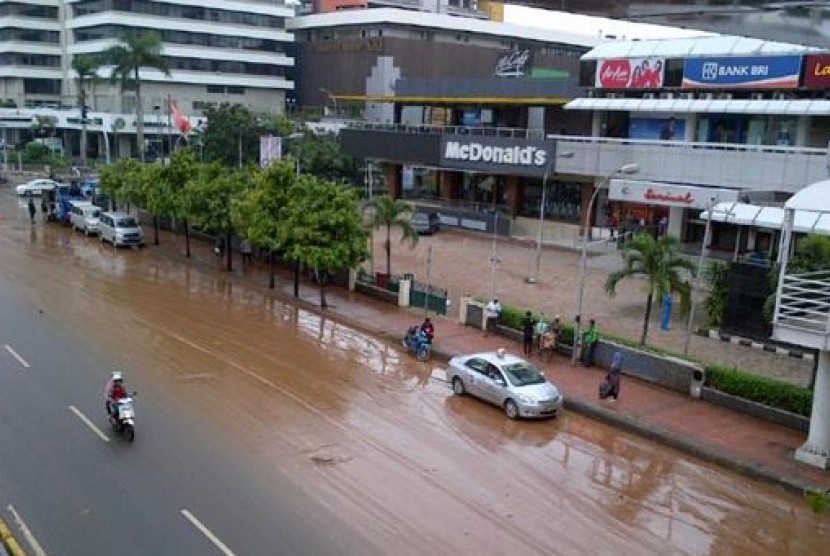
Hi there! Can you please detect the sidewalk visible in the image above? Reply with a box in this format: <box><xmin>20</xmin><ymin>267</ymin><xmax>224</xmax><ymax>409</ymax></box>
<box><xmin>152</xmin><ymin>231</ymin><xmax>830</xmax><ymax>495</ymax></box>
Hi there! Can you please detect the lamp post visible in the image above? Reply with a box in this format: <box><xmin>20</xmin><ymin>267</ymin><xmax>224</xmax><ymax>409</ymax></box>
<box><xmin>571</xmin><ymin>162</ymin><xmax>640</xmax><ymax>366</ymax></box>
<box><xmin>319</xmin><ymin>88</ymin><xmax>337</xmax><ymax>117</ymax></box>
<box><xmin>285</xmin><ymin>131</ymin><xmax>304</xmax><ymax>176</ymax></box>
<box><xmin>527</xmin><ymin>150</ymin><xmax>574</xmax><ymax>284</ymax></box>
<box><xmin>683</xmin><ymin>198</ymin><xmax>718</xmax><ymax>357</ymax></box>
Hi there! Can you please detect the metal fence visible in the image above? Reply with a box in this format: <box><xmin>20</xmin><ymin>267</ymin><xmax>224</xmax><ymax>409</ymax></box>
<box><xmin>409</xmin><ymin>280</ymin><xmax>448</xmax><ymax>315</ymax></box>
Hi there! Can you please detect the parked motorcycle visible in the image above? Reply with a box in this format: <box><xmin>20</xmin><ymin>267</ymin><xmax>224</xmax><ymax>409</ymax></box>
<box><xmin>109</xmin><ymin>393</ymin><xmax>137</xmax><ymax>442</ymax></box>
<box><xmin>402</xmin><ymin>326</ymin><xmax>432</xmax><ymax>361</ymax></box>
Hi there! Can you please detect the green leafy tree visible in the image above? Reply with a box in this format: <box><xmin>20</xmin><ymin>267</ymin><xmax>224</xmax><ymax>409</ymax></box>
<box><xmin>703</xmin><ymin>260</ymin><xmax>730</xmax><ymax>327</ymax></box>
<box><xmin>104</xmin><ymin>31</ymin><xmax>170</xmax><ymax>162</ymax></box>
<box><xmin>281</xmin><ymin>176</ymin><xmax>369</xmax><ymax>307</ymax></box>
<box><xmin>138</xmin><ymin>162</ymin><xmax>171</xmax><ymax>246</ymax></box>
<box><xmin>161</xmin><ymin>149</ymin><xmax>199</xmax><ymax>257</ymax></box>
<box><xmin>287</xmin><ymin>132</ymin><xmax>359</xmax><ymax>183</ymax></box>
<box><xmin>72</xmin><ymin>54</ymin><xmax>100</xmax><ymax>167</ymax></box>
<box><xmin>232</xmin><ymin>160</ymin><xmax>296</xmax><ymax>289</ymax></box>
<box><xmin>605</xmin><ymin>233</ymin><xmax>696</xmax><ymax>345</ymax></box>
<box><xmin>99</xmin><ymin>158</ymin><xmax>145</xmax><ymax>210</ymax></box>
<box><xmin>364</xmin><ymin>195</ymin><xmax>418</xmax><ymax>276</ymax></box>
<box><xmin>186</xmin><ymin>163</ymin><xmax>246</xmax><ymax>271</ymax></box>
<box><xmin>202</xmin><ymin>104</ymin><xmax>262</xmax><ymax>167</ymax></box>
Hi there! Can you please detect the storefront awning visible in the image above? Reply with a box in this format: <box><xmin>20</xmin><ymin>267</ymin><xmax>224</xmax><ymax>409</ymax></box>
<box><xmin>565</xmin><ymin>97</ymin><xmax>830</xmax><ymax>116</ymax></box>
<box><xmin>699</xmin><ymin>202</ymin><xmax>830</xmax><ymax>235</ymax></box>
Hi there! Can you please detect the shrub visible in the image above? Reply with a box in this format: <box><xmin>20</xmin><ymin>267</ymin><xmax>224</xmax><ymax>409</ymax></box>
<box><xmin>705</xmin><ymin>364</ymin><xmax>813</xmax><ymax>417</ymax></box>
<box><xmin>703</xmin><ymin>260</ymin><xmax>730</xmax><ymax>327</ymax></box>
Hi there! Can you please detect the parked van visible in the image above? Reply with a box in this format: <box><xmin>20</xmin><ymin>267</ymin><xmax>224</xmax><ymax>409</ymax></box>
<box><xmin>99</xmin><ymin>212</ymin><xmax>145</xmax><ymax>248</ymax></box>
<box><xmin>412</xmin><ymin>211</ymin><xmax>441</xmax><ymax>235</ymax></box>
<box><xmin>69</xmin><ymin>201</ymin><xmax>102</xmax><ymax>236</ymax></box>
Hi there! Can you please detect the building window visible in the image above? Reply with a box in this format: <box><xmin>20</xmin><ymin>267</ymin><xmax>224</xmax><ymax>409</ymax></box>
<box><xmin>207</xmin><ymin>85</ymin><xmax>224</xmax><ymax>94</ymax></box>
<box><xmin>24</xmin><ymin>79</ymin><xmax>61</xmax><ymax>95</ymax></box>
<box><xmin>518</xmin><ymin>180</ymin><xmax>582</xmax><ymax>223</ymax></box>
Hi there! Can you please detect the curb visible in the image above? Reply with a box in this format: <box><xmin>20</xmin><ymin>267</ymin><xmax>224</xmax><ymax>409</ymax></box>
<box><xmin>0</xmin><ymin>515</ymin><xmax>26</xmax><ymax>556</ymax></box>
<box><xmin>698</xmin><ymin>328</ymin><xmax>815</xmax><ymax>361</ymax></box>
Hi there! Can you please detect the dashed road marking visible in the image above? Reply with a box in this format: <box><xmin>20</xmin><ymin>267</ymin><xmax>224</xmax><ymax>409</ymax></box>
<box><xmin>181</xmin><ymin>509</ymin><xmax>236</xmax><ymax>556</ymax></box>
<box><xmin>68</xmin><ymin>406</ymin><xmax>110</xmax><ymax>443</ymax></box>
<box><xmin>3</xmin><ymin>344</ymin><xmax>30</xmax><ymax>369</ymax></box>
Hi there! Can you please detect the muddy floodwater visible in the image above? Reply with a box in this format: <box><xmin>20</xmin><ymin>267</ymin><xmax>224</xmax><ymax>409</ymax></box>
<box><xmin>1</xmin><ymin>191</ymin><xmax>829</xmax><ymax>555</ymax></box>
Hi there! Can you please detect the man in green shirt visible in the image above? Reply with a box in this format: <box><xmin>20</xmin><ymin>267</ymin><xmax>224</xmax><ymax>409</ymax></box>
<box><xmin>582</xmin><ymin>319</ymin><xmax>599</xmax><ymax>368</ymax></box>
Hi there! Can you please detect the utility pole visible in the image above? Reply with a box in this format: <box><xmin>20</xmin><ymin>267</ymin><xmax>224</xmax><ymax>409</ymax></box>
<box><xmin>424</xmin><ymin>244</ymin><xmax>433</xmax><ymax>315</ymax></box>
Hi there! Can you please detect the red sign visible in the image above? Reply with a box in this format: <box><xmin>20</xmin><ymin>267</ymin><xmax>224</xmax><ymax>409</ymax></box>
<box><xmin>644</xmin><ymin>188</ymin><xmax>694</xmax><ymax>205</ymax></box>
<box><xmin>803</xmin><ymin>54</ymin><xmax>830</xmax><ymax>88</ymax></box>
<box><xmin>596</xmin><ymin>57</ymin><xmax>665</xmax><ymax>89</ymax></box>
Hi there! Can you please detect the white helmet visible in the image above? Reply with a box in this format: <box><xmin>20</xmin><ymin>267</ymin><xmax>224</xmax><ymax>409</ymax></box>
<box><xmin>111</xmin><ymin>370</ymin><xmax>123</xmax><ymax>381</ymax></box>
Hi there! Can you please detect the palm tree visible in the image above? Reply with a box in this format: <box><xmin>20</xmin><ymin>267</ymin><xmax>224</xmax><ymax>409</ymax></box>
<box><xmin>72</xmin><ymin>54</ymin><xmax>99</xmax><ymax>167</ymax></box>
<box><xmin>605</xmin><ymin>233</ymin><xmax>696</xmax><ymax>345</ymax></box>
<box><xmin>104</xmin><ymin>31</ymin><xmax>170</xmax><ymax>162</ymax></box>
<box><xmin>364</xmin><ymin>195</ymin><xmax>418</xmax><ymax>277</ymax></box>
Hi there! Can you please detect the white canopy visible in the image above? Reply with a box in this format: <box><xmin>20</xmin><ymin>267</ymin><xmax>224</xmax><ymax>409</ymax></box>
<box><xmin>785</xmin><ymin>180</ymin><xmax>830</xmax><ymax>213</ymax></box>
<box><xmin>699</xmin><ymin>202</ymin><xmax>830</xmax><ymax>235</ymax></box>
<box><xmin>565</xmin><ymin>97</ymin><xmax>830</xmax><ymax>116</ymax></box>
<box><xmin>581</xmin><ymin>35</ymin><xmax>817</xmax><ymax>60</ymax></box>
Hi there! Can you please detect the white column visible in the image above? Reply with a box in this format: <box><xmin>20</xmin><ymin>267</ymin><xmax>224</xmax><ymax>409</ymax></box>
<box><xmin>796</xmin><ymin>350</ymin><xmax>830</xmax><ymax>469</ymax></box>
<box><xmin>398</xmin><ymin>278</ymin><xmax>411</xmax><ymax>308</ymax></box>
<box><xmin>667</xmin><ymin>206</ymin><xmax>684</xmax><ymax>238</ymax></box>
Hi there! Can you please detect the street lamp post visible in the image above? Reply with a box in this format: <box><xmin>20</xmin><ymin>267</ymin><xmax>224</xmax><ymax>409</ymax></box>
<box><xmin>683</xmin><ymin>199</ymin><xmax>717</xmax><ymax>357</ymax></box>
<box><xmin>571</xmin><ymin>162</ymin><xmax>640</xmax><ymax>366</ymax></box>
<box><xmin>527</xmin><ymin>150</ymin><xmax>574</xmax><ymax>284</ymax></box>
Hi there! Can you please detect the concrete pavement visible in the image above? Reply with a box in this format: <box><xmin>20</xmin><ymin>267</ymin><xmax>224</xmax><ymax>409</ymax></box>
<box><xmin>152</xmin><ymin>231</ymin><xmax>830</xmax><ymax>495</ymax></box>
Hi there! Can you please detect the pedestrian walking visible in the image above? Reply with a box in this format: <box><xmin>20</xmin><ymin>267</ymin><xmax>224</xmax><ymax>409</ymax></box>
<box><xmin>214</xmin><ymin>235</ymin><xmax>225</xmax><ymax>258</ymax></box>
<box><xmin>484</xmin><ymin>298</ymin><xmax>501</xmax><ymax>337</ymax></box>
<box><xmin>582</xmin><ymin>319</ymin><xmax>599</xmax><ymax>368</ymax></box>
<box><xmin>241</xmin><ymin>239</ymin><xmax>253</xmax><ymax>266</ymax></box>
<box><xmin>27</xmin><ymin>196</ymin><xmax>36</xmax><ymax>224</ymax></box>
<box><xmin>599</xmin><ymin>351</ymin><xmax>623</xmax><ymax>401</ymax></box>
<box><xmin>522</xmin><ymin>311</ymin><xmax>535</xmax><ymax>357</ymax></box>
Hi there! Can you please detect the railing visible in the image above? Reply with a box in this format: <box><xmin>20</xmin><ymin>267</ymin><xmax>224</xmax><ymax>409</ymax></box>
<box><xmin>774</xmin><ymin>270</ymin><xmax>830</xmax><ymax>335</ymax></box>
<box><xmin>346</xmin><ymin>121</ymin><xmax>546</xmax><ymax>140</ymax></box>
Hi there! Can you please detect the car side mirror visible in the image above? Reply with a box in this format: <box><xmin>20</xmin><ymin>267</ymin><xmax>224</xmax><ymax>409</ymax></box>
<box><xmin>495</xmin><ymin>379</ymin><xmax>506</xmax><ymax>387</ymax></box>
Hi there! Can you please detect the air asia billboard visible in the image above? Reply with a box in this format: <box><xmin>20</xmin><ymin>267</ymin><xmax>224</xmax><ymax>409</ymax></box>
<box><xmin>802</xmin><ymin>54</ymin><xmax>830</xmax><ymax>88</ymax></box>
<box><xmin>439</xmin><ymin>135</ymin><xmax>553</xmax><ymax>177</ymax></box>
<box><xmin>683</xmin><ymin>55</ymin><xmax>802</xmax><ymax>89</ymax></box>
<box><xmin>595</xmin><ymin>58</ymin><xmax>664</xmax><ymax>89</ymax></box>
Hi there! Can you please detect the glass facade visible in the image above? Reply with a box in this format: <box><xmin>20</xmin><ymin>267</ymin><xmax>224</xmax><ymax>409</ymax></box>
<box><xmin>518</xmin><ymin>180</ymin><xmax>582</xmax><ymax>223</ymax></box>
<box><xmin>74</xmin><ymin>25</ymin><xmax>286</xmax><ymax>54</ymax></box>
<box><xmin>72</xmin><ymin>1</ymin><xmax>284</xmax><ymax>28</ymax></box>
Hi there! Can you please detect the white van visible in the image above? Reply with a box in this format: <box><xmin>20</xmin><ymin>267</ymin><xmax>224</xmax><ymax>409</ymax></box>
<box><xmin>69</xmin><ymin>201</ymin><xmax>102</xmax><ymax>236</ymax></box>
<box><xmin>98</xmin><ymin>211</ymin><xmax>145</xmax><ymax>248</ymax></box>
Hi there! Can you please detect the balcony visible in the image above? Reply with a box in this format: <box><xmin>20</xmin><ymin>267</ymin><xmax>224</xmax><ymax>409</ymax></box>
<box><xmin>552</xmin><ymin>136</ymin><xmax>829</xmax><ymax>193</ymax></box>
<box><xmin>773</xmin><ymin>270</ymin><xmax>830</xmax><ymax>351</ymax></box>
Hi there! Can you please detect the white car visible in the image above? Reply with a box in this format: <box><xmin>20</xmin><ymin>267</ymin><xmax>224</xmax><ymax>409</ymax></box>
<box><xmin>447</xmin><ymin>349</ymin><xmax>564</xmax><ymax>419</ymax></box>
<box><xmin>15</xmin><ymin>179</ymin><xmax>60</xmax><ymax>196</ymax></box>
<box><xmin>69</xmin><ymin>201</ymin><xmax>102</xmax><ymax>236</ymax></box>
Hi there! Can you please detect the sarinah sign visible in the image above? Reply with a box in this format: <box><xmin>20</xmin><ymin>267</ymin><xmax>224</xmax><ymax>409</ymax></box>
<box><xmin>609</xmin><ymin>180</ymin><xmax>739</xmax><ymax>209</ymax></box>
<box><xmin>682</xmin><ymin>55</ymin><xmax>802</xmax><ymax>89</ymax></box>
<box><xmin>439</xmin><ymin>135</ymin><xmax>552</xmax><ymax>177</ymax></box>
<box><xmin>802</xmin><ymin>54</ymin><xmax>830</xmax><ymax>88</ymax></box>
<box><xmin>595</xmin><ymin>58</ymin><xmax>664</xmax><ymax>89</ymax></box>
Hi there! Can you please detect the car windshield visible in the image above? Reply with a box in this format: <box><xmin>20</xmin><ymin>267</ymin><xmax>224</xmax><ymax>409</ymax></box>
<box><xmin>88</xmin><ymin>208</ymin><xmax>101</xmax><ymax>217</ymax></box>
<box><xmin>501</xmin><ymin>362</ymin><xmax>546</xmax><ymax>386</ymax></box>
<box><xmin>116</xmin><ymin>216</ymin><xmax>137</xmax><ymax>227</ymax></box>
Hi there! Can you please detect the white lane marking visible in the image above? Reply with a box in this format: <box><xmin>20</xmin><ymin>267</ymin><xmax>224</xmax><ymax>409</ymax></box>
<box><xmin>181</xmin><ymin>509</ymin><xmax>236</xmax><ymax>556</ymax></box>
<box><xmin>4</xmin><ymin>344</ymin><xmax>30</xmax><ymax>368</ymax></box>
<box><xmin>67</xmin><ymin>405</ymin><xmax>110</xmax><ymax>443</ymax></box>
<box><xmin>7</xmin><ymin>504</ymin><xmax>48</xmax><ymax>556</ymax></box>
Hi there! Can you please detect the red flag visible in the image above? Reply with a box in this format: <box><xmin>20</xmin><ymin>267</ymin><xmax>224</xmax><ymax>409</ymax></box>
<box><xmin>169</xmin><ymin>99</ymin><xmax>192</xmax><ymax>135</ymax></box>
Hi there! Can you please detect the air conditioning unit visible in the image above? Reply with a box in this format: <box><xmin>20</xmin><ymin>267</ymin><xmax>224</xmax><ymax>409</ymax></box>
<box><xmin>643</xmin><ymin>92</ymin><xmax>655</xmax><ymax>99</ymax></box>
<box><xmin>660</xmin><ymin>92</ymin><xmax>674</xmax><ymax>99</ymax></box>
<box><xmin>751</xmin><ymin>92</ymin><xmax>764</xmax><ymax>100</ymax></box>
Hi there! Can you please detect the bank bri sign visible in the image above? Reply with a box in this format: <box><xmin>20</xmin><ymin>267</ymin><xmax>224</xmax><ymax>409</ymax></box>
<box><xmin>439</xmin><ymin>135</ymin><xmax>553</xmax><ymax>177</ymax></box>
<box><xmin>683</xmin><ymin>55</ymin><xmax>802</xmax><ymax>89</ymax></box>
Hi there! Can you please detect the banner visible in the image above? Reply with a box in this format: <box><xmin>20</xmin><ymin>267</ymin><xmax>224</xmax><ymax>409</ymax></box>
<box><xmin>802</xmin><ymin>54</ymin><xmax>830</xmax><ymax>88</ymax></box>
<box><xmin>169</xmin><ymin>99</ymin><xmax>192</xmax><ymax>134</ymax></box>
<box><xmin>259</xmin><ymin>135</ymin><xmax>282</xmax><ymax>168</ymax></box>
<box><xmin>595</xmin><ymin>57</ymin><xmax>664</xmax><ymax>89</ymax></box>
<box><xmin>682</xmin><ymin>55</ymin><xmax>802</xmax><ymax>89</ymax></box>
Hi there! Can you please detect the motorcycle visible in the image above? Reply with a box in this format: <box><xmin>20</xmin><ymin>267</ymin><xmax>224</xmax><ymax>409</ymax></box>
<box><xmin>402</xmin><ymin>326</ymin><xmax>432</xmax><ymax>361</ymax></box>
<box><xmin>108</xmin><ymin>393</ymin><xmax>137</xmax><ymax>442</ymax></box>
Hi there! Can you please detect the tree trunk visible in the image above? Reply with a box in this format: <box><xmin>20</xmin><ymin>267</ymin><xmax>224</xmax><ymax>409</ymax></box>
<box><xmin>134</xmin><ymin>68</ymin><xmax>145</xmax><ymax>163</ymax></box>
<box><xmin>269</xmin><ymin>252</ymin><xmax>276</xmax><ymax>289</ymax></box>
<box><xmin>293</xmin><ymin>259</ymin><xmax>300</xmax><ymax>297</ymax></box>
<box><xmin>641</xmin><ymin>292</ymin><xmax>654</xmax><ymax>345</ymax></box>
<box><xmin>153</xmin><ymin>215</ymin><xmax>159</xmax><ymax>245</ymax></box>
<box><xmin>385</xmin><ymin>225</ymin><xmax>392</xmax><ymax>277</ymax></box>
<box><xmin>225</xmin><ymin>232</ymin><xmax>232</xmax><ymax>272</ymax></box>
<box><xmin>184</xmin><ymin>220</ymin><xmax>191</xmax><ymax>258</ymax></box>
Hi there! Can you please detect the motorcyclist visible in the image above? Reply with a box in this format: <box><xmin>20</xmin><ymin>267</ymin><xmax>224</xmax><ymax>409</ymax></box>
<box><xmin>104</xmin><ymin>371</ymin><xmax>129</xmax><ymax>419</ymax></box>
<box><xmin>419</xmin><ymin>318</ymin><xmax>434</xmax><ymax>343</ymax></box>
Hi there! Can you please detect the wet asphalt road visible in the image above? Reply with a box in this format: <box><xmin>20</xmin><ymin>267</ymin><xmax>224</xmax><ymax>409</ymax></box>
<box><xmin>1</xmin><ymin>189</ymin><xmax>829</xmax><ymax>555</ymax></box>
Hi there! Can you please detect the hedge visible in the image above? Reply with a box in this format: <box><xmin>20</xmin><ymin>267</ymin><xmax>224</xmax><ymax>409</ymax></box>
<box><xmin>705</xmin><ymin>364</ymin><xmax>813</xmax><ymax>417</ymax></box>
<box><xmin>489</xmin><ymin>300</ymin><xmax>814</xmax><ymax>417</ymax></box>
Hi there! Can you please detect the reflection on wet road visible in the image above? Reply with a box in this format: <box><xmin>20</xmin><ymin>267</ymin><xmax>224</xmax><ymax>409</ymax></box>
<box><xmin>1</xmin><ymin>190</ymin><xmax>829</xmax><ymax>555</ymax></box>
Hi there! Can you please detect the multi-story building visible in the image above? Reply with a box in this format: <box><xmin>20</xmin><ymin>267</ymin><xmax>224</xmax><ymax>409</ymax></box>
<box><xmin>0</xmin><ymin>0</ymin><xmax>295</xmax><ymax>160</ymax></box>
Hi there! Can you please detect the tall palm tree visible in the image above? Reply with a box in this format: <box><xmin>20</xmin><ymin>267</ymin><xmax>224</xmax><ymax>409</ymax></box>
<box><xmin>364</xmin><ymin>195</ymin><xmax>418</xmax><ymax>276</ymax></box>
<box><xmin>72</xmin><ymin>54</ymin><xmax>99</xmax><ymax>167</ymax></box>
<box><xmin>605</xmin><ymin>233</ymin><xmax>696</xmax><ymax>345</ymax></box>
<box><xmin>104</xmin><ymin>31</ymin><xmax>170</xmax><ymax>162</ymax></box>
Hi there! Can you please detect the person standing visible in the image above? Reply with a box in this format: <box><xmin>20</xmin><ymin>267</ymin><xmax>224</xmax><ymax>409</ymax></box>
<box><xmin>605</xmin><ymin>352</ymin><xmax>623</xmax><ymax>401</ymax></box>
<box><xmin>522</xmin><ymin>311</ymin><xmax>535</xmax><ymax>357</ymax></box>
<box><xmin>484</xmin><ymin>298</ymin><xmax>501</xmax><ymax>337</ymax></box>
<box><xmin>534</xmin><ymin>312</ymin><xmax>549</xmax><ymax>353</ymax></box>
<box><xmin>582</xmin><ymin>319</ymin><xmax>599</xmax><ymax>368</ymax></box>
<box><xmin>27</xmin><ymin>195</ymin><xmax>36</xmax><ymax>224</ymax></box>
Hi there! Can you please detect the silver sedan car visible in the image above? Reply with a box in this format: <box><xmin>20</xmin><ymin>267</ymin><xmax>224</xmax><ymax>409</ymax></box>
<box><xmin>447</xmin><ymin>349</ymin><xmax>564</xmax><ymax>419</ymax></box>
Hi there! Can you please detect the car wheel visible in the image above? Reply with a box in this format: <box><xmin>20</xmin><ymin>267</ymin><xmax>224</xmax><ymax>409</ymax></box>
<box><xmin>451</xmin><ymin>377</ymin><xmax>465</xmax><ymax>396</ymax></box>
<box><xmin>504</xmin><ymin>399</ymin><xmax>519</xmax><ymax>420</ymax></box>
